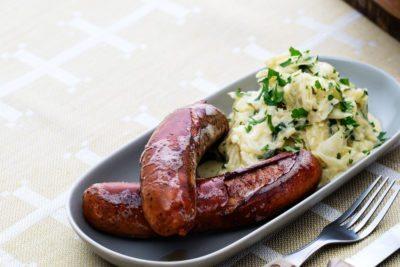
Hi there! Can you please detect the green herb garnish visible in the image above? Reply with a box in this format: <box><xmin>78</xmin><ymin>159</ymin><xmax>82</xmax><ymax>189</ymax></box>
<box><xmin>256</xmin><ymin>68</ymin><xmax>286</xmax><ymax>106</ymax></box>
<box><xmin>373</xmin><ymin>131</ymin><xmax>388</xmax><ymax>148</ymax></box>
<box><xmin>291</xmin><ymin>108</ymin><xmax>309</xmax><ymax>119</ymax></box>
<box><xmin>248</xmin><ymin>116</ymin><xmax>266</xmax><ymax>125</ymax></box>
<box><xmin>235</xmin><ymin>88</ymin><xmax>244</xmax><ymax>97</ymax></box>
<box><xmin>294</xmin><ymin>124</ymin><xmax>308</xmax><ymax>131</ymax></box>
<box><xmin>299</xmin><ymin>64</ymin><xmax>311</xmax><ymax>73</ymax></box>
<box><xmin>328</xmin><ymin>119</ymin><xmax>337</xmax><ymax>127</ymax></box>
<box><xmin>258</xmin><ymin>149</ymin><xmax>276</xmax><ymax>160</ymax></box>
<box><xmin>245</xmin><ymin>125</ymin><xmax>252</xmax><ymax>133</ymax></box>
<box><xmin>261</xmin><ymin>144</ymin><xmax>270</xmax><ymax>151</ymax></box>
<box><xmin>362</xmin><ymin>149</ymin><xmax>371</xmax><ymax>155</ymax></box>
<box><xmin>280</xmin><ymin>58</ymin><xmax>292</xmax><ymax>67</ymax></box>
<box><xmin>339</xmin><ymin>100</ymin><xmax>353</xmax><ymax>112</ymax></box>
<box><xmin>328</xmin><ymin>94</ymin><xmax>334</xmax><ymax>101</ymax></box>
<box><xmin>245</xmin><ymin>115</ymin><xmax>266</xmax><ymax>133</ymax></box>
<box><xmin>339</xmin><ymin>78</ymin><xmax>350</xmax><ymax>86</ymax></box>
<box><xmin>267</xmin><ymin>68</ymin><xmax>287</xmax><ymax>87</ymax></box>
<box><xmin>340</xmin><ymin>116</ymin><xmax>359</xmax><ymax>128</ymax></box>
<box><xmin>283</xmin><ymin>146</ymin><xmax>300</xmax><ymax>152</ymax></box>
<box><xmin>314</xmin><ymin>80</ymin><xmax>322</xmax><ymax>90</ymax></box>
<box><xmin>377</xmin><ymin>131</ymin><xmax>387</xmax><ymax>143</ymax></box>
<box><xmin>289</xmin><ymin>47</ymin><xmax>302</xmax><ymax>57</ymax></box>
<box><xmin>263</xmin><ymin>86</ymin><xmax>284</xmax><ymax>106</ymax></box>
<box><xmin>267</xmin><ymin>114</ymin><xmax>286</xmax><ymax>138</ymax></box>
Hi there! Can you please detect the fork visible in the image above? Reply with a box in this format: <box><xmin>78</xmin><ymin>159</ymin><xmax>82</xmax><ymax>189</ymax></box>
<box><xmin>266</xmin><ymin>175</ymin><xmax>400</xmax><ymax>267</ymax></box>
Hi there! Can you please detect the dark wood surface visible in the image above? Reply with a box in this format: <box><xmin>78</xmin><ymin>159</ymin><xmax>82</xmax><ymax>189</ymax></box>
<box><xmin>344</xmin><ymin>0</ymin><xmax>400</xmax><ymax>41</ymax></box>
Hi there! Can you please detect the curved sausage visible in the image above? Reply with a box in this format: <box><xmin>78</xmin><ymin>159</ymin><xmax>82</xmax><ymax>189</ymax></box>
<box><xmin>83</xmin><ymin>150</ymin><xmax>321</xmax><ymax>238</ymax></box>
<box><xmin>82</xmin><ymin>182</ymin><xmax>154</xmax><ymax>238</ymax></box>
<box><xmin>140</xmin><ymin>102</ymin><xmax>228</xmax><ymax>236</ymax></box>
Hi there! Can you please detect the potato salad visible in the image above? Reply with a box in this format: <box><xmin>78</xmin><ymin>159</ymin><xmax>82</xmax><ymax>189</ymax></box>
<box><xmin>218</xmin><ymin>48</ymin><xmax>386</xmax><ymax>184</ymax></box>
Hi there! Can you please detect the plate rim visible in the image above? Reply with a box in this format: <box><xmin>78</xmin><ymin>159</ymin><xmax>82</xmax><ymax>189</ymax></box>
<box><xmin>67</xmin><ymin>55</ymin><xmax>400</xmax><ymax>266</ymax></box>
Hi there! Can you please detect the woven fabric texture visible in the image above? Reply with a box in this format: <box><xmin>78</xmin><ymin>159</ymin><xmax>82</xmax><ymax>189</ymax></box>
<box><xmin>0</xmin><ymin>0</ymin><xmax>399</xmax><ymax>266</ymax></box>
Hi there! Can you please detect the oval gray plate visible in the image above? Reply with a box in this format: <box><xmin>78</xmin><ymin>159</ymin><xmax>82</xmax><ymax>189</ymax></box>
<box><xmin>67</xmin><ymin>56</ymin><xmax>400</xmax><ymax>266</ymax></box>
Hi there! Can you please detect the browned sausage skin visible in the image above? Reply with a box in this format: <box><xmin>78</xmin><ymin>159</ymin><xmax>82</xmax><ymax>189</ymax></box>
<box><xmin>83</xmin><ymin>150</ymin><xmax>321</xmax><ymax>238</ymax></box>
<box><xmin>82</xmin><ymin>182</ymin><xmax>155</xmax><ymax>238</ymax></box>
<box><xmin>195</xmin><ymin>150</ymin><xmax>321</xmax><ymax>231</ymax></box>
<box><xmin>139</xmin><ymin>102</ymin><xmax>229</xmax><ymax>236</ymax></box>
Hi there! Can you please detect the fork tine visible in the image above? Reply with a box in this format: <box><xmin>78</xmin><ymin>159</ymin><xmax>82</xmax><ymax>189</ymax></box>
<box><xmin>343</xmin><ymin>177</ymin><xmax>389</xmax><ymax>228</ymax></box>
<box><xmin>335</xmin><ymin>175</ymin><xmax>382</xmax><ymax>224</ymax></box>
<box><xmin>357</xmin><ymin>185</ymin><xmax>400</xmax><ymax>239</ymax></box>
<box><xmin>353</xmin><ymin>179</ymin><xmax>396</xmax><ymax>233</ymax></box>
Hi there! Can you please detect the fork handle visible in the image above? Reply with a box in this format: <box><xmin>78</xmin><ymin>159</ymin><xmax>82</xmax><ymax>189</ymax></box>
<box><xmin>327</xmin><ymin>259</ymin><xmax>355</xmax><ymax>267</ymax></box>
<box><xmin>265</xmin><ymin>258</ymin><xmax>296</xmax><ymax>267</ymax></box>
<box><xmin>279</xmin><ymin>237</ymin><xmax>329</xmax><ymax>266</ymax></box>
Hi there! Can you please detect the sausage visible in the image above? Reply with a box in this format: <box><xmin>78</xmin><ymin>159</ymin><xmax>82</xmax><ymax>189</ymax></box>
<box><xmin>139</xmin><ymin>102</ymin><xmax>229</xmax><ymax>236</ymax></box>
<box><xmin>195</xmin><ymin>150</ymin><xmax>321</xmax><ymax>231</ymax></box>
<box><xmin>83</xmin><ymin>150</ymin><xmax>321</xmax><ymax>238</ymax></box>
<box><xmin>82</xmin><ymin>182</ymin><xmax>154</xmax><ymax>238</ymax></box>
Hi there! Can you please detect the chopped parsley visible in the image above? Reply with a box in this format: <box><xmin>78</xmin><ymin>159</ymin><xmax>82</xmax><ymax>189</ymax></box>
<box><xmin>263</xmin><ymin>86</ymin><xmax>284</xmax><ymax>106</ymax></box>
<box><xmin>328</xmin><ymin>119</ymin><xmax>337</xmax><ymax>127</ymax></box>
<box><xmin>266</xmin><ymin>114</ymin><xmax>275</xmax><ymax>133</ymax></box>
<box><xmin>289</xmin><ymin>47</ymin><xmax>302</xmax><ymax>57</ymax></box>
<box><xmin>248</xmin><ymin>116</ymin><xmax>266</xmax><ymax>125</ymax></box>
<box><xmin>339</xmin><ymin>78</ymin><xmax>350</xmax><ymax>86</ymax></box>
<box><xmin>245</xmin><ymin>125</ymin><xmax>252</xmax><ymax>133</ymax></box>
<box><xmin>328</xmin><ymin>94</ymin><xmax>334</xmax><ymax>101</ymax></box>
<box><xmin>261</xmin><ymin>144</ymin><xmax>270</xmax><ymax>151</ymax></box>
<box><xmin>335</xmin><ymin>84</ymin><xmax>343</xmax><ymax>96</ymax></box>
<box><xmin>377</xmin><ymin>131</ymin><xmax>387</xmax><ymax>143</ymax></box>
<box><xmin>235</xmin><ymin>88</ymin><xmax>245</xmax><ymax>97</ymax></box>
<box><xmin>245</xmin><ymin>115</ymin><xmax>268</xmax><ymax>133</ymax></box>
<box><xmin>291</xmin><ymin>108</ymin><xmax>309</xmax><ymax>119</ymax></box>
<box><xmin>299</xmin><ymin>64</ymin><xmax>311</xmax><ymax>73</ymax></box>
<box><xmin>294</xmin><ymin>136</ymin><xmax>305</xmax><ymax>146</ymax></box>
<box><xmin>294</xmin><ymin>123</ymin><xmax>308</xmax><ymax>131</ymax></box>
<box><xmin>314</xmin><ymin>80</ymin><xmax>323</xmax><ymax>90</ymax></box>
<box><xmin>258</xmin><ymin>149</ymin><xmax>276</xmax><ymax>160</ymax></box>
<box><xmin>336</xmin><ymin>153</ymin><xmax>342</xmax><ymax>159</ymax></box>
<box><xmin>374</xmin><ymin>131</ymin><xmax>388</xmax><ymax>148</ymax></box>
<box><xmin>280</xmin><ymin>58</ymin><xmax>292</xmax><ymax>67</ymax></box>
<box><xmin>362</xmin><ymin>149</ymin><xmax>371</xmax><ymax>155</ymax></box>
<box><xmin>269</xmin><ymin>68</ymin><xmax>288</xmax><ymax>87</ymax></box>
<box><xmin>339</xmin><ymin>100</ymin><xmax>353</xmax><ymax>112</ymax></box>
<box><xmin>340</xmin><ymin>116</ymin><xmax>359</xmax><ymax>128</ymax></box>
<box><xmin>256</xmin><ymin>68</ymin><xmax>287</xmax><ymax>106</ymax></box>
<box><xmin>283</xmin><ymin>146</ymin><xmax>300</xmax><ymax>152</ymax></box>
<box><xmin>267</xmin><ymin>114</ymin><xmax>286</xmax><ymax>139</ymax></box>
<box><xmin>348</xmin><ymin>159</ymin><xmax>353</xmax><ymax>164</ymax></box>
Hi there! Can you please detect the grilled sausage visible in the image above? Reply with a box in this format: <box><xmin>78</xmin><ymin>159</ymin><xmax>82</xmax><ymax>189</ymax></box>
<box><xmin>140</xmin><ymin>102</ymin><xmax>229</xmax><ymax>236</ymax></box>
<box><xmin>83</xmin><ymin>150</ymin><xmax>321</xmax><ymax>238</ymax></box>
<box><xmin>82</xmin><ymin>182</ymin><xmax>154</xmax><ymax>238</ymax></box>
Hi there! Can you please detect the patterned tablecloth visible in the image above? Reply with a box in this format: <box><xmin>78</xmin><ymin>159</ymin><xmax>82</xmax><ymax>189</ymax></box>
<box><xmin>1</xmin><ymin>0</ymin><xmax>399</xmax><ymax>266</ymax></box>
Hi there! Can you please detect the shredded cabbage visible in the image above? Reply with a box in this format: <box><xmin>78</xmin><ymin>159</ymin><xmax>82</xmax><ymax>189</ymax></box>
<box><xmin>217</xmin><ymin>48</ymin><xmax>384</xmax><ymax>184</ymax></box>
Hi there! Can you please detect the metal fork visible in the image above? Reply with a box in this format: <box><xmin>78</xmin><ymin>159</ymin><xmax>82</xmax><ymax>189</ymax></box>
<box><xmin>266</xmin><ymin>175</ymin><xmax>400</xmax><ymax>267</ymax></box>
